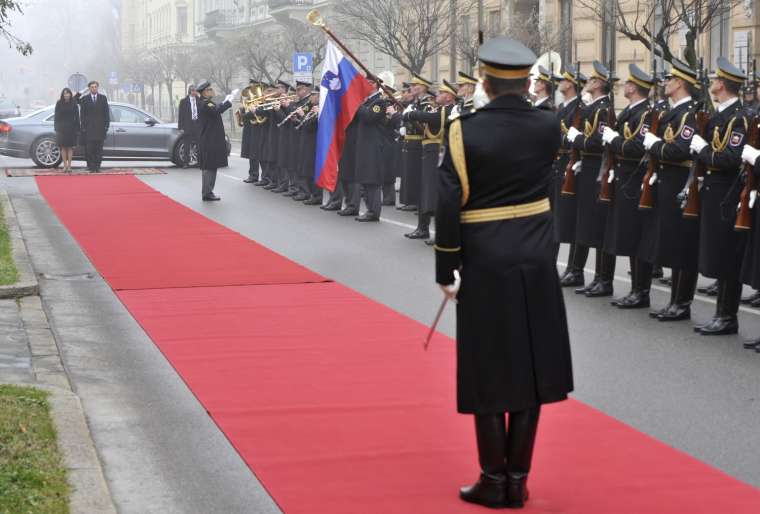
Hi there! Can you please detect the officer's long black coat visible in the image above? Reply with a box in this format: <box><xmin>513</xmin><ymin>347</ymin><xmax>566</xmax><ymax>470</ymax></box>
<box><xmin>78</xmin><ymin>93</ymin><xmax>110</xmax><ymax>141</ymax></box>
<box><xmin>198</xmin><ymin>98</ymin><xmax>231</xmax><ymax>170</ymax></box>
<box><xmin>406</xmin><ymin>105</ymin><xmax>452</xmax><ymax>214</ymax></box>
<box><xmin>603</xmin><ymin>99</ymin><xmax>650</xmax><ymax>257</ymax></box>
<box><xmin>240</xmin><ymin>110</ymin><xmax>255</xmax><ymax>160</ymax></box>
<box><xmin>338</xmin><ymin>115</ymin><xmax>359</xmax><ymax>185</ymax></box>
<box><xmin>435</xmin><ymin>94</ymin><xmax>573</xmax><ymax>414</ymax></box>
<box><xmin>647</xmin><ymin>99</ymin><xmax>699</xmax><ymax>270</ymax></box>
<box><xmin>694</xmin><ymin>100</ymin><xmax>748</xmax><ymax>279</ymax></box>
<box><xmin>553</xmin><ymin>97</ymin><xmax>581</xmax><ymax>243</ymax></box>
<box><xmin>571</xmin><ymin>96</ymin><xmax>610</xmax><ymax>248</ymax></box>
<box><xmin>355</xmin><ymin>96</ymin><xmax>390</xmax><ymax>185</ymax></box>
<box><xmin>398</xmin><ymin>104</ymin><xmax>425</xmax><ymax>206</ymax></box>
<box><xmin>298</xmin><ymin>109</ymin><xmax>318</xmax><ymax>180</ymax></box>
<box><xmin>741</xmin><ymin>159</ymin><xmax>760</xmax><ymax>288</ymax></box>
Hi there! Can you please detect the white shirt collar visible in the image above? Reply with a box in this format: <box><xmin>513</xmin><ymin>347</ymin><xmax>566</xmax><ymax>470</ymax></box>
<box><xmin>533</xmin><ymin>96</ymin><xmax>549</xmax><ymax>107</ymax></box>
<box><xmin>671</xmin><ymin>96</ymin><xmax>692</xmax><ymax>109</ymax></box>
<box><xmin>589</xmin><ymin>94</ymin><xmax>608</xmax><ymax>105</ymax></box>
<box><xmin>717</xmin><ymin>97</ymin><xmax>739</xmax><ymax>113</ymax></box>
<box><xmin>629</xmin><ymin>98</ymin><xmax>648</xmax><ymax>110</ymax></box>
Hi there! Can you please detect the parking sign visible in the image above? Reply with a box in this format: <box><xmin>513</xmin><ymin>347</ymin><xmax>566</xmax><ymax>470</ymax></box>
<box><xmin>293</xmin><ymin>52</ymin><xmax>313</xmax><ymax>84</ymax></box>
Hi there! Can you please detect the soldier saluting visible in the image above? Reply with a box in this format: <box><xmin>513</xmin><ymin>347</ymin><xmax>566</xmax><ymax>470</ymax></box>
<box><xmin>196</xmin><ymin>81</ymin><xmax>236</xmax><ymax>202</ymax></box>
<box><xmin>435</xmin><ymin>37</ymin><xmax>573</xmax><ymax>509</ymax></box>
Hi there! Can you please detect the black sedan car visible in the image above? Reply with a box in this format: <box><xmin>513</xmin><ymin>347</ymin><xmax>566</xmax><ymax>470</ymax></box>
<box><xmin>0</xmin><ymin>102</ymin><xmax>230</xmax><ymax>168</ymax></box>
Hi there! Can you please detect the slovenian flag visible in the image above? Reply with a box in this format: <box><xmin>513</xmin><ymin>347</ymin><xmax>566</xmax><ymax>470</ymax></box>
<box><xmin>314</xmin><ymin>40</ymin><xmax>374</xmax><ymax>191</ymax></box>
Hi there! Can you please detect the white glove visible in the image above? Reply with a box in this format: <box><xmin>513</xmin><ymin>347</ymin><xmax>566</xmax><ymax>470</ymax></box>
<box><xmin>607</xmin><ymin>169</ymin><xmax>615</xmax><ymax>183</ymax></box>
<box><xmin>690</xmin><ymin>134</ymin><xmax>708</xmax><ymax>155</ymax></box>
<box><xmin>566</xmin><ymin>126</ymin><xmax>581</xmax><ymax>143</ymax></box>
<box><xmin>602</xmin><ymin>127</ymin><xmax>619</xmax><ymax>145</ymax></box>
<box><xmin>751</xmin><ymin>190</ymin><xmax>757</xmax><ymax>209</ymax></box>
<box><xmin>399</xmin><ymin>126</ymin><xmax>407</xmax><ymax>137</ymax></box>
<box><xmin>742</xmin><ymin>144</ymin><xmax>760</xmax><ymax>166</ymax></box>
<box><xmin>224</xmin><ymin>94</ymin><xmax>234</xmax><ymax>104</ymax></box>
<box><xmin>643</xmin><ymin>132</ymin><xmax>661</xmax><ymax>150</ymax></box>
<box><xmin>440</xmin><ymin>270</ymin><xmax>461</xmax><ymax>300</ymax></box>
<box><xmin>649</xmin><ymin>172</ymin><xmax>658</xmax><ymax>186</ymax></box>
<box><xmin>230</xmin><ymin>88</ymin><xmax>240</xmax><ymax>98</ymax></box>
<box><xmin>572</xmin><ymin>161</ymin><xmax>582</xmax><ymax>174</ymax></box>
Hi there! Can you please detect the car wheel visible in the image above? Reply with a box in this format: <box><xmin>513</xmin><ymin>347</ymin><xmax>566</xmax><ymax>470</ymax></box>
<box><xmin>173</xmin><ymin>138</ymin><xmax>199</xmax><ymax>168</ymax></box>
<box><xmin>31</xmin><ymin>136</ymin><xmax>62</xmax><ymax>168</ymax></box>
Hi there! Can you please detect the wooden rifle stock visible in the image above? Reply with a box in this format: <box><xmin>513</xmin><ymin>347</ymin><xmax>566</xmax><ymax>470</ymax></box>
<box><xmin>561</xmin><ymin>100</ymin><xmax>583</xmax><ymax>196</ymax></box>
<box><xmin>638</xmin><ymin>109</ymin><xmax>663</xmax><ymax>209</ymax></box>
<box><xmin>682</xmin><ymin>110</ymin><xmax>711</xmax><ymax>218</ymax></box>
<box><xmin>598</xmin><ymin>102</ymin><xmax>617</xmax><ymax>202</ymax></box>
<box><xmin>735</xmin><ymin>116</ymin><xmax>759</xmax><ymax>231</ymax></box>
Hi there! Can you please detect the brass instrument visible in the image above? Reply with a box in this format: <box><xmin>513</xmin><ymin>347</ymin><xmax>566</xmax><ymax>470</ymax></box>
<box><xmin>276</xmin><ymin>96</ymin><xmax>313</xmax><ymax>127</ymax></box>
<box><xmin>295</xmin><ymin>107</ymin><xmax>318</xmax><ymax>130</ymax></box>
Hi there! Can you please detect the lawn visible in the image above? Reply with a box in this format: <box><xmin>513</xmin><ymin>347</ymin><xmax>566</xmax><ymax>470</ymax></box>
<box><xmin>0</xmin><ymin>385</ymin><xmax>69</xmax><ymax>513</ymax></box>
<box><xmin>0</xmin><ymin>205</ymin><xmax>19</xmax><ymax>285</ymax></box>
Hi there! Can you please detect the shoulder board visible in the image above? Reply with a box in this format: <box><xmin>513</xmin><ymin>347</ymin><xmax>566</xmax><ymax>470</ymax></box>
<box><xmin>207</xmin><ymin>102</ymin><xmax>215</xmax><ymax>108</ymax></box>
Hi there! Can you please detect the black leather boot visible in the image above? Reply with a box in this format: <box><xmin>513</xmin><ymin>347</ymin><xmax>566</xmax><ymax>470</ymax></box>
<box><xmin>700</xmin><ymin>279</ymin><xmax>740</xmax><ymax>336</ymax></box>
<box><xmin>698</xmin><ymin>280</ymin><xmax>719</xmax><ymax>296</ymax></box>
<box><xmin>659</xmin><ymin>270</ymin><xmax>696</xmax><ymax>322</ymax></box>
<box><xmin>612</xmin><ymin>257</ymin><xmax>636</xmax><ymax>307</ymax></box>
<box><xmin>585</xmin><ymin>251</ymin><xmax>615</xmax><ymax>297</ymax></box>
<box><xmin>619</xmin><ymin>258</ymin><xmax>652</xmax><ymax>309</ymax></box>
<box><xmin>460</xmin><ymin>415</ymin><xmax>508</xmax><ymax>509</ymax></box>
<box><xmin>505</xmin><ymin>407</ymin><xmax>540</xmax><ymax>508</ymax></box>
<box><xmin>405</xmin><ymin>213</ymin><xmax>431</xmax><ymax>239</ymax></box>
<box><xmin>561</xmin><ymin>245</ymin><xmax>588</xmax><ymax>287</ymax></box>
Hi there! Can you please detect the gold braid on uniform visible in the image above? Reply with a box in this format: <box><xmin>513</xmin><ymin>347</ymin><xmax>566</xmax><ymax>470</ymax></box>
<box><xmin>448</xmin><ymin>119</ymin><xmax>470</xmax><ymax>206</ymax></box>
<box><xmin>620</xmin><ymin>113</ymin><xmax>648</xmax><ymax>155</ymax></box>
<box><xmin>423</xmin><ymin>109</ymin><xmax>447</xmax><ymax>144</ymax></box>
<box><xmin>560</xmin><ymin>120</ymin><xmax>569</xmax><ymax>135</ymax></box>
<box><xmin>584</xmin><ymin>109</ymin><xmax>601</xmax><ymax>138</ymax></box>
<box><xmin>711</xmin><ymin>117</ymin><xmax>736</xmax><ymax>153</ymax></box>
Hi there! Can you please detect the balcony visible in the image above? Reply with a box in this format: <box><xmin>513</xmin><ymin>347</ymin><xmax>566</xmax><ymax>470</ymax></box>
<box><xmin>268</xmin><ymin>0</ymin><xmax>313</xmax><ymax>11</ymax></box>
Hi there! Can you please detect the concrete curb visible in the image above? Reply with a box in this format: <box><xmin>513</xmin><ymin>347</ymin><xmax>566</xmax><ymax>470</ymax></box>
<box><xmin>0</xmin><ymin>190</ymin><xmax>39</xmax><ymax>299</ymax></box>
<box><xmin>1</xmin><ymin>382</ymin><xmax>117</xmax><ymax>514</ymax></box>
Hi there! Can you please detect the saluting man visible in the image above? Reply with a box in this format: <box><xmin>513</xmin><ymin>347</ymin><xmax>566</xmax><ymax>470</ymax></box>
<box><xmin>197</xmin><ymin>81</ymin><xmax>237</xmax><ymax>201</ymax></box>
<box><xmin>435</xmin><ymin>37</ymin><xmax>573</xmax><ymax>509</ymax></box>
<box><xmin>601</xmin><ymin>64</ymin><xmax>655</xmax><ymax>308</ymax></box>
<box><xmin>688</xmin><ymin>57</ymin><xmax>749</xmax><ymax>335</ymax></box>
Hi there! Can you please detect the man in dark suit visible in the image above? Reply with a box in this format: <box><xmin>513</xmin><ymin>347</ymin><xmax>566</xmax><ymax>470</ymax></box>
<box><xmin>197</xmin><ymin>81</ymin><xmax>237</xmax><ymax>201</ymax></box>
<box><xmin>178</xmin><ymin>85</ymin><xmax>201</xmax><ymax>167</ymax></box>
<box><xmin>77</xmin><ymin>81</ymin><xmax>110</xmax><ymax>172</ymax></box>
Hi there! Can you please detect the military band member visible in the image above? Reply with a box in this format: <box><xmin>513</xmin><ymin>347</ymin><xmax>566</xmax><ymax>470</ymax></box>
<box><xmin>740</xmin><ymin>140</ymin><xmax>760</xmax><ymax>350</ymax></box>
<box><xmin>602</xmin><ymin>64</ymin><xmax>654</xmax><ymax>308</ymax></box>
<box><xmin>398</xmin><ymin>74</ymin><xmax>432</xmax><ymax>222</ymax></box>
<box><xmin>295</xmin><ymin>88</ymin><xmax>322</xmax><ymax>205</ymax></box>
<box><xmin>566</xmin><ymin>61</ymin><xmax>617</xmax><ymax>297</ymax></box>
<box><xmin>642</xmin><ymin>59</ymin><xmax>700</xmax><ymax>321</ymax></box>
<box><xmin>435</xmin><ymin>37</ymin><xmax>573</xmax><ymax>509</ymax></box>
<box><xmin>531</xmin><ymin>66</ymin><xmax>555</xmax><ymax>111</ymax></box>
<box><xmin>267</xmin><ymin>81</ymin><xmax>291</xmax><ymax>192</ymax></box>
<box><xmin>196</xmin><ymin>81</ymin><xmax>236</xmax><ymax>201</ymax></box>
<box><xmin>240</xmin><ymin>80</ymin><xmax>261</xmax><ymax>183</ymax></box>
<box><xmin>258</xmin><ymin>85</ymin><xmax>280</xmax><ymax>190</ymax></box>
<box><xmin>289</xmin><ymin>81</ymin><xmax>315</xmax><ymax>201</ymax></box>
<box><xmin>555</xmin><ymin>66</ymin><xmax>589</xmax><ymax>287</ymax></box>
<box><xmin>402</xmin><ymin>80</ymin><xmax>458</xmax><ymax>242</ymax></box>
<box><xmin>688</xmin><ymin>57</ymin><xmax>748</xmax><ymax>335</ymax></box>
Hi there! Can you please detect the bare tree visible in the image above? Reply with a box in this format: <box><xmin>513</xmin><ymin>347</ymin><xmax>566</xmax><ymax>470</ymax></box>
<box><xmin>151</xmin><ymin>46</ymin><xmax>192</xmax><ymax>122</ymax></box>
<box><xmin>508</xmin><ymin>7</ymin><xmax>564</xmax><ymax>57</ymax></box>
<box><xmin>334</xmin><ymin>0</ymin><xmax>477</xmax><ymax>74</ymax></box>
<box><xmin>196</xmin><ymin>39</ymin><xmax>241</xmax><ymax>134</ymax></box>
<box><xmin>576</xmin><ymin>0</ymin><xmax>742</xmax><ymax>67</ymax></box>
<box><xmin>0</xmin><ymin>0</ymin><xmax>31</xmax><ymax>55</ymax></box>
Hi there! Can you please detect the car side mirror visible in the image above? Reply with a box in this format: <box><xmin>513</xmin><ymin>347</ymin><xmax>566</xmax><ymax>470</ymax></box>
<box><xmin>145</xmin><ymin>118</ymin><xmax>157</xmax><ymax>126</ymax></box>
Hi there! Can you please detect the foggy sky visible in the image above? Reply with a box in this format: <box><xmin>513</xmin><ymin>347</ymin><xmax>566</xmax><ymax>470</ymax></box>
<box><xmin>1</xmin><ymin>0</ymin><xmax>121</xmax><ymax>107</ymax></box>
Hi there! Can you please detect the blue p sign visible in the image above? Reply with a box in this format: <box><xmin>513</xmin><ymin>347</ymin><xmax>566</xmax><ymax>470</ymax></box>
<box><xmin>293</xmin><ymin>53</ymin><xmax>313</xmax><ymax>74</ymax></box>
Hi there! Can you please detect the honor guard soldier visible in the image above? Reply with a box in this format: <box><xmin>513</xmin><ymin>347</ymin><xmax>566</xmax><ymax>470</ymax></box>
<box><xmin>435</xmin><ymin>37</ymin><xmax>573</xmax><ymax>509</ymax></box>
<box><xmin>739</xmin><ymin>138</ymin><xmax>760</xmax><ymax>350</ymax></box>
<box><xmin>565</xmin><ymin>60</ymin><xmax>617</xmax><ymax>297</ymax></box>
<box><xmin>196</xmin><ymin>81</ymin><xmax>236</xmax><ymax>201</ymax></box>
<box><xmin>399</xmin><ymin>74</ymin><xmax>433</xmax><ymax>224</ymax></box>
<box><xmin>601</xmin><ymin>64</ymin><xmax>655</xmax><ymax>308</ymax></box>
<box><xmin>532</xmin><ymin>66</ymin><xmax>555</xmax><ymax>111</ymax></box>
<box><xmin>555</xmin><ymin>65</ymin><xmax>589</xmax><ymax>287</ymax></box>
<box><xmin>402</xmin><ymin>79</ymin><xmax>458</xmax><ymax>242</ymax></box>
<box><xmin>642</xmin><ymin>60</ymin><xmax>700</xmax><ymax>321</ymax></box>
<box><xmin>454</xmin><ymin>71</ymin><xmax>479</xmax><ymax>116</ymax></box>
<box><xmin>688</xmin><ymin>57</ymin><xmax>748</xmax><ymax>335</ymax></box>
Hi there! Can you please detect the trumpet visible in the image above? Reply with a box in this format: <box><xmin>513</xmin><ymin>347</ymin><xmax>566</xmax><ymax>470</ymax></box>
<box><xmin>295</xmin><ymin>108</ymin><xmax>318</xmax><ymax>130</ymax></box>
<box><xmin>276</xmin><ymin>96</ymin><xmax>313</xmax><ymax>127</ymax></box>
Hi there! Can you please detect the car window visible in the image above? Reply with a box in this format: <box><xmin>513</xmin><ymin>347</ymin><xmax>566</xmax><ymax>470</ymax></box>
<box><xmin>111</xmin><ymin>105</ymin><xmax>150</xmax><ymax>124</ymax></box>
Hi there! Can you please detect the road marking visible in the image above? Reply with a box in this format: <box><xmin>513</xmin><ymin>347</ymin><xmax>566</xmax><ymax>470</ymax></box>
<box><xmin>220</xmin><ymin>172</ymin><xmax>243</xmax><ymax>182</ymax></box>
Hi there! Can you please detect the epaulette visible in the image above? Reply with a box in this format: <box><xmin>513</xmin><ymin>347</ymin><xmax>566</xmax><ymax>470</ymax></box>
<box><xmin>444</xmin><ymin>109</ymin><xmax>476</xmax><ymax>129</ymax></box>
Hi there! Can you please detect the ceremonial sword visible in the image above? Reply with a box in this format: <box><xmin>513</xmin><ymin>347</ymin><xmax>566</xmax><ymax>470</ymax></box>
<box><xmin>424</xmin><ymin>270</ymin><xmax>461</xmax><ymax>351</ymax></box>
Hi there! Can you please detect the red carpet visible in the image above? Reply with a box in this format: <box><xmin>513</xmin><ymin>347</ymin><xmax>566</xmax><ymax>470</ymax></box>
<box><xmin>39</xmin><ymin>175</ymin><xmax>760</xmax><ymax>513</ymax></box>
<box><xmin>37</xmin><ymin>176</ymin><xmax>324</xmax><ymax>289</ymax></box>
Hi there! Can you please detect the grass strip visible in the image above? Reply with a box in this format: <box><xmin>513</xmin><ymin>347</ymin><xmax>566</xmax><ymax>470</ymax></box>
<box><xmin>0</xmin><ymin>204</ymin><xmax>19</xmax><ymax>285</ymax></box>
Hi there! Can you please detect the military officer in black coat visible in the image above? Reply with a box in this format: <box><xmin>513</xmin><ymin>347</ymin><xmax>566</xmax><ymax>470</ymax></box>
<box><xmin>295</xmin><ymin>88</ymin><xmax>322</xmax><ymax>205</ymax></box>
<box><xmin>398</xmin><ymin>74</ymin><xmax>432</xmax><ymax>222</ymax></box>
<box><xmin>739</xmin><ymin>139</ymin><xmax>760</xmax><ymax>350</ymax></box>
<box><xmin>197</xmin><ymin>81</ymin><xmax>236</xmax><ymax>201</ymax></box>
<box><xmin>554</xmin><ymin>66</ymin><xmax>590</xmax><ymax>287</ymax></box>
<box><xmin>271</xmin><ymin>81</ymin><xmax>293</xmax><ymax>193</ymax></box>
<box><xmin>239</xmin><ymin>81</ymin><xmax>260</xmax><ymax>183</ymax></box>
<box><xmin>435</xmin><ymin>37</ymin><xmax>573</xmax><ymax>509</ymax></box>
<box><xmin>178</xmin><ymin>85</ymin><xmax>201</xmax><ymax>168</ymax></box>
<box><xmin>354</xmin><ymin>82</ymin><xmax>392</xmax><ymax>221</ymax></box>
<box><xmin>76</xmin><ymin>81</ymin><xmax>110</xmax><ymax>172</ymax></box>
<box><xmin>601</xmin><ymin>64</ymin><xmax>655</xmax><ymax>308</ymax></box>
<box><xmin>688</xmin><ymin>57</ymin><xmax>748</xmax><ymax>335</ymax></box>
<box><xmin>642</xmin><ymin>60</ymin><xmax>700</xmax><ymax>321</ymax></box>
<box><xmin>565</xmin><ymin>61</ymin><xmax>617</xmax><ymax>297</ymax></box>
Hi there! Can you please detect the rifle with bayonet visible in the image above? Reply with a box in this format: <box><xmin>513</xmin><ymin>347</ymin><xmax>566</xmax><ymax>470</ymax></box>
<box><xmin>639</xmin><ymin>56</ymin><xmax>663</xmax><ymax>210</ymax></box>
<box><xmin>561</xmin><ymin>61</ymin><xmax>583</xmax><ymax>196</ymax></box>
<box><xmin>598</xmin><ymin>59</ymin><xmax>617</xmax><ymax>203</ymax></box>
<box><xmin>682</xmin><ymin>58</ymin><xmax>711</xmax><ymax>219</ymax></box>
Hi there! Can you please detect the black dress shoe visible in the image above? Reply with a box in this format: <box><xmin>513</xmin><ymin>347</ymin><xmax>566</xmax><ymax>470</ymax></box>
<box><xmin>560</xmin><ymin>271</ymin><xmax>585</xmax><ymax>288</ymax></box>
<box><xmin>303</xmin><ymin>197</ymin><xmax>322</xmax><ymax>205</ymax></box>
<box><xmin>202</xmin><ymin>193</ymin><xmax>221</xmax><ymax>201</ymax></box>
<box><xmin>404</xmin><ymin>228</ymin><xmax>430</xmax><ymax>239</ymax></box>
<box><xmin>658</xmin><ymin>304</ymin><xmax>690</xmax><ymax>322</ymax></box>
<box><xmin>424</xmin><ymin>238</ymin><xmax>435</xmax><ymax>246</ymax></box>
<box><xmin>263</xmin><ymin>183</ymin><xmax>278</xmax><ymax>190</ymax></box>
<box><xmin>381</xmin><ymin>200</ymin><xmax>396</xmax><ymax>206</ymax></box>
<box><xmin>459</xmin><ymin>473</ymin><xmax>507</xmax><ymax>509</ymax></box>
<box><xmin>282</xmin><ymin>190</ymin><xmax>297</xmax><ymax>197</ymax></box>
<box><xmin>751</xmin><ymin>297</ymin><xmax>760</xmax><ymax>308</ymax></box>
<box><xmin>699</xmin><ymin>317</ymin><xmax>738</xmax><ymax>336</ymax></box>
<box><xmin>741</xmin><ymin>291</ymin><xmax>760</xmax><ymax>304</ymax></box>
<box><xmin>610</xmin><ymin>292</ymin><xmax>634</xmax><ymax>307</ymax></box>
<box><xmin>292</xmin><ymin>193</ymin><xmax>309</xmax><ymax>201</ymax></box>
<box><xmin>693</xmin><ymin>318</ymin><xmax>716</xmax><ymax>333</ymax></box>
<box><xmin>649</xmin><ymin>304</ymin><xmax>671</xmax><ymax>319</ymax></box>
<box><xmin>575</xmin><ymin>279</ymin><xmax>597</xmax><ymax>295</ymax></box>
<box><xmin>617</xmin><ymin>292</ymin><xmax>650</xmax><ymax>309</ymax></box>
<box><xmin>652</xmin><ymin>266</ymin><xmax>664</xmax><ymax>279</ymax></box>
<box><xmin>337</xmin><ymin>208</ymin><xmax>359</xmax><ymax>216</ymax></box>
<box><xmin>254</xmin><ymin>179</ymin><xmax>269</xmax><ymax>186</ymax></box>
<box><xmin>698</xmin><ymin>282</ymin><xmax>719</xmax><ymax>296</ymax></box>
<box><xmin>355</xmin><ymin>213</ymin><xmax>380</xmax><ymax>222</ymax></box>
<box><xmin>399</xmin><ymin>204</ymin><xmax>418</xmax><ymax>212</ymax></box>
<box><xmin>505</xmin><ymin>473</ymin><xmax>529</xmax><ymax>509</ymax></box>
<box><xmin>321</xmin><ymin>202</ymin><xmax>342</xmax><ymax>211</ymax></box>
<box><xmin>585</xmin><ymin>281</ymin><xmax>613</xmax><ymax>297</ymax></box>
<box><xmin>742</xmin><ymin>339</ymin><xmax>760</xmax><ymax>349</ymax></box>
<box><xmin>243</xmin><ymin>177</ymin><xmax>256</xmax><ymax>183</ymax></box>
<box><xmin>272</xmin><ymin>185</ymin><xmax>288</xmax><ymax>193</ymax></box>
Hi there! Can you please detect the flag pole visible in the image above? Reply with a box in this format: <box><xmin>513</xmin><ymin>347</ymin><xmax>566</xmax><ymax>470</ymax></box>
<box><xmin>307</xmin><ymin>10</ymin><xmax>403</xmax><ymax>108</ymax></box>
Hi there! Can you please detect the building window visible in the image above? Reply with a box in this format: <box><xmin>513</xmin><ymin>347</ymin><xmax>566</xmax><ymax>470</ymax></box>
<box><xmin>177</xmin><ymin>6</ymin><xmax>188</xmax><ymax>36</ymax></box>
<box><xmin>487</xmin><ymin>10</ymin><xmax>501</xmax><ymax>37</ymax></box>
<box><xmin>709</xmin><ymin>7</ymin><xmax>730</xmax><ymax>69</ymax></box>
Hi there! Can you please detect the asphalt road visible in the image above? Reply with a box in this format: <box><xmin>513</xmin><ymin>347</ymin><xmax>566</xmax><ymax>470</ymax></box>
<box><xmin>2</xmin><ymin>152</ymin><xmax>760</xmax><ymax>511</ymax></box>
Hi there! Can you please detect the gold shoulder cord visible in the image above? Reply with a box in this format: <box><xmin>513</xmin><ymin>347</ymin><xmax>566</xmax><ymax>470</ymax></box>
<box><xmin>584</xmin><ymin>109</ymin><xmax>601</xmax><ymax>137</ymax></box>
<box><xmin>663</xmin><ymin>112</ymin><xmax>690</xmax><ymax>144</ymax></box>
<box><xmin>712</xmin><ymin>118</ymin><xmax>736</xmax><ymax>152</ymax></box>
<box><xmin>448</xmin><ymin>119</ymin><xmax>470</xmax><ymax>206</ymax></box>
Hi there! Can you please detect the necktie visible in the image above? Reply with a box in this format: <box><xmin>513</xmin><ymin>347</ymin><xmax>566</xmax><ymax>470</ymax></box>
<box><xmin>191</xmin><ymin>97</ymin><xmax>197</xmax><ymax>120</ymax></box>
<box><xmin>92</xmin><ymin>95</ymin><xmax>97</xmax><ymax>104</ymax></box>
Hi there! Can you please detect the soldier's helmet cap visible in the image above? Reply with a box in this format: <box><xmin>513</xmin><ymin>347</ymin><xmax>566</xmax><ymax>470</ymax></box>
<box><xmin>439</xmin><ymin>80</ymin><xmax>458</xmax><ymax>96</ymax></box>
<box><xmin>627</xmin><ymin>63</ymin><xmax>655</xmax><ymax>89</ymax></box>
<box><xmin>536</xmin><ymin>65</ymin><xmax>554</xmax><ymax>83</ymax></box>
<box><xmin>411</xmin><ymin>74</ymin><xmax>433</xmax><ymax>87</ymax></box>
<box><xmin>277</xmin><ymin>80</ymin><xmax>293</xmax><ymax>90</ymax></box>
<box><xmin>296</xmin><ymin>80</ymin><xmax>312</xmax><ymax>88</ymax></box>
<box><xmin>196</xmin><ymin>81</ymin><xmax>212</xmax><ymax>93</ymax></box>
<box><xmin>478</xmin><ymin>37</ymin><xmax>536</xmax><ymax>80</ymax></box>
<box><xmin>456</xmin><ymin>71</ymin><xmax>479</xmax><ymax>85</ymax></box>
<box><xmin>560</xmin><ymin>64</ymin><xmax>587</xmax><ymax>86</ymax></box>
<box><xmin>710</xmin><ymin>56</ymin><xmax>747</xmax><ymax>84</ymax></box>
<box><xmin>590</xmin><ymin>60</ymin><xmax>618</xmax><ymax>82</ymax></box>
<box><xmin>664</xmin><ymin>59</ymin><xmax>698</xmax><ymax>85</ymax></box>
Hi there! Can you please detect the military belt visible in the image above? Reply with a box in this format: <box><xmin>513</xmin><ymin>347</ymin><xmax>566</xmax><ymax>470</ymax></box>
<box><xmin>614</xmin><ymin>156</ymin><xmax>641</xmax><ymax>162</ymax></box>
<box><xmin>404</xmin><ymin>135</ymin><xmax>424</xmax><ymax>141</ymax></box>
<box><xmin>422</xmin><ymin>138</ymin><xmax>443</xmax><ymax>145</ymax></box>
<box><xmin>460</xmin><ymin>198</ymin><xmax>550</xmax><ymax>224</ymax></box>
<box><xmin>659</xmin><ymin>160</ymin><xmax>692</xmax><ymax>168</ymax></box>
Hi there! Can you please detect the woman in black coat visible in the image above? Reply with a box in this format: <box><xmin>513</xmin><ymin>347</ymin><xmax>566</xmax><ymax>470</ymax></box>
<box><xmin>54</xmin><ymin>88</ymin><xmax>80</xmax><ymax>172</ymax></box>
